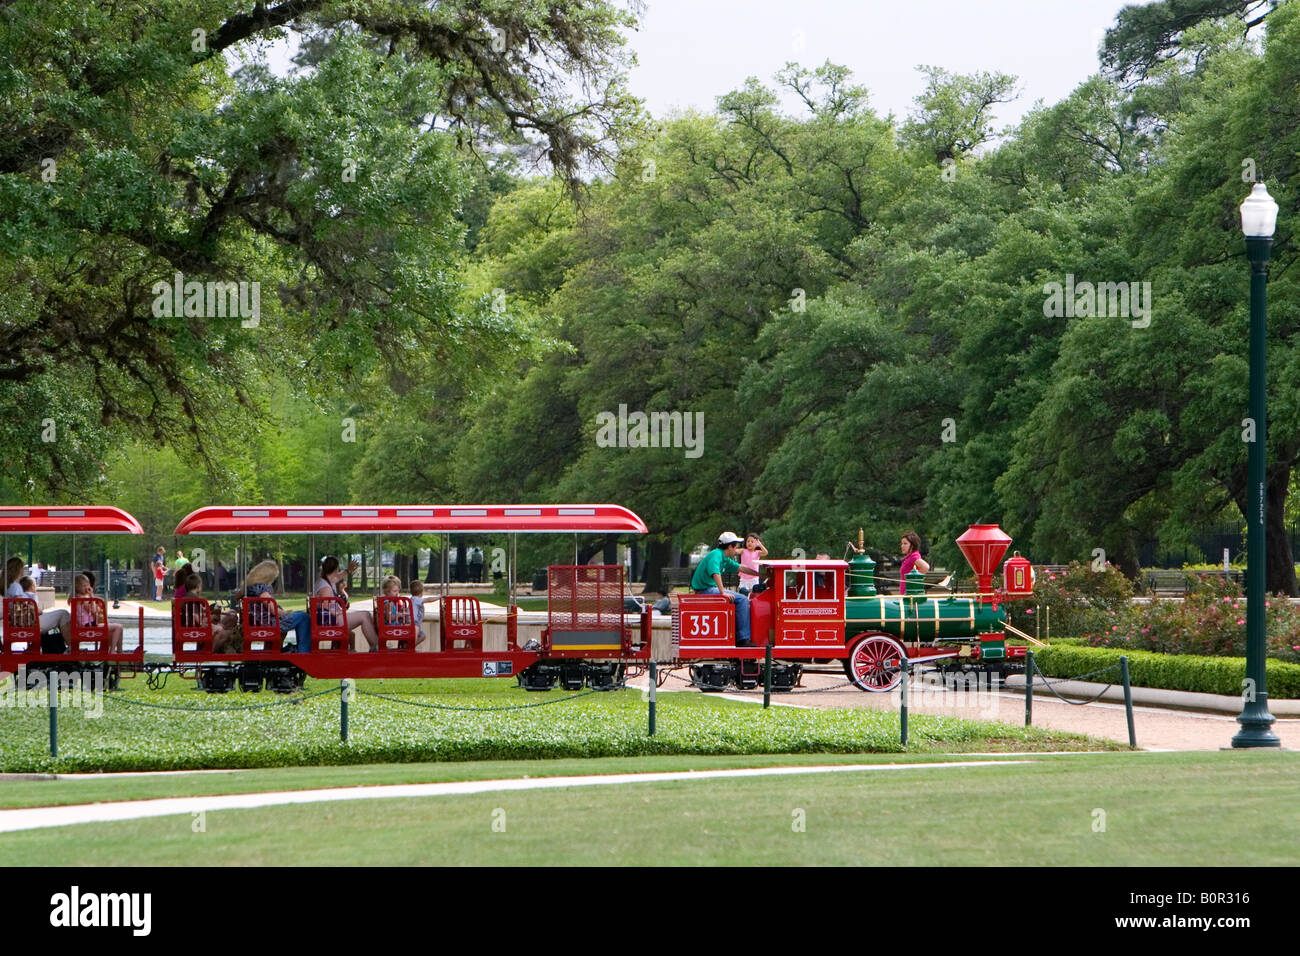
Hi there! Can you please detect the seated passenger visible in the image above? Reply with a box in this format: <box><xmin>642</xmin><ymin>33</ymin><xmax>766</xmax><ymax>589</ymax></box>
<box><xmin>173</xmin><ymin>571</ymin><xmax>233</xmax><ymax>652</ymax></box>
<box><xmin>813</xmin><ymin>551</ymin><xmax>832</xmax><ymax>596</ymax></box>
<box><xmin>406</xmin><ymin>579</ymin><xmax>439</xmax><ymax>649</ymax></box>
<box><xmin>689</xmin><ymin>531</ymin><xmax>753</xmax><ymax>647</ymax></box>
<box><xmin>72</xmin><ymin>573</ymin><xmax>123</xmax><ymax>652</ymax></box>
<box><xmin>6</xmin><ymin>557</ymin><xmax>72</xmax><ymax>648</ymax></box>
<box><xmin>314</xmin><ymin>556</ymin><xmax>379</xmax><ymax>652</ymax></box>
<box><xmin>244</xmin><ymin>560</ymin><xmax>311</xmax><ymax>653</ymax></box>
<box><xmin>379</xmin><ymin>575</ymin><xmax>410</xmax><ymax>625</ymax></box>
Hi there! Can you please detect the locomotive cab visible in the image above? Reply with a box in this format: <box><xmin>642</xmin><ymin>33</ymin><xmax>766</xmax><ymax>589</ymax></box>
<box><xmin>673</xmin><ymin>560</ymin><xmax>847</xmax><ymax>652</ymax></box>
<box><xmin>766</xmin><ymin>560</ymin><xmax>846</xmax><ymax>648</ymax></box>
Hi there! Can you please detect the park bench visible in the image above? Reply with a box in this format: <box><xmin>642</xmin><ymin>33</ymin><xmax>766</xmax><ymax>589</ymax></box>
<box><xmin>660</xmin><ymin>567</ymin><xmax>739</xmax><ymax>591</ymax></box>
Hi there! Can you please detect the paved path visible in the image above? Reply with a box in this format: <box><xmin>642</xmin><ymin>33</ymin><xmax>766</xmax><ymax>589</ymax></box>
<box><xmin>640</xmin><ymin>668</ymin><xmax>1300</xmax><ymax>751</ymax></box>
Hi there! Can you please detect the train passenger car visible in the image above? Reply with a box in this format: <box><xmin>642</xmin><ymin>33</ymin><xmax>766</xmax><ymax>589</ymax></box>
<box><xmin>170</xmin><ymin>504</ymin><xmax>653</xmax><ymax>692</ymax></box>
<box><xmin>0</xmin><ymin>506</ymin><xmax>146</xmax><ymax>687</ymax></box>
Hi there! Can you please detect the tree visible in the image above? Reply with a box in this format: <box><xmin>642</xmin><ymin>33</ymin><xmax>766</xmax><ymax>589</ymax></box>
<box><xmin>1101</xmin><ymin>0</ymin><xmax>1275</xmax><ymax>83</ymax></box>
<box><xmin>0</xmin><ymin>0</ymin><xmax>639</xmax><ymax>496</ymax></box>
<box><xmin>901</xmin><ymin>66</ymin><xmax>1018</xmax><ymax>165</ymax></box>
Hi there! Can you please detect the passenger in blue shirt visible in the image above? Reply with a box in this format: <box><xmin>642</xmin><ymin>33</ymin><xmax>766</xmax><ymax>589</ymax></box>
<box><xmin>689</xmin><ymin>531</ymin><xmax>753</xmax><ymax>647</ymax></box>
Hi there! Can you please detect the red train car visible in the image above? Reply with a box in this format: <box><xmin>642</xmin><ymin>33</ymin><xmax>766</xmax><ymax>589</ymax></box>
<box><xmin>0</xmin><ymin>507</ymin><xmax>146</xmax><ymax>685</ymax></box>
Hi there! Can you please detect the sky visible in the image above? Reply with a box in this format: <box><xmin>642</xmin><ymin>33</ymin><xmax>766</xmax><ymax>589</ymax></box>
<box><xmin>620</xmin><ymin>0</ymin><xmax>1136</xmax><ymax>131</ymax></box>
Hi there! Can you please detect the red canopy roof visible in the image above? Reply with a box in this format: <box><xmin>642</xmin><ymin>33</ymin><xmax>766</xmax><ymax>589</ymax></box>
<box><xmin>174</xmin><ymin>505</ymin><xmax>649</xmax><ymax>536</ymax></box>
<box><xmin>0</xmin><ymin>506</ymin><xmax>144</xmax><ymax>535</ymax></box>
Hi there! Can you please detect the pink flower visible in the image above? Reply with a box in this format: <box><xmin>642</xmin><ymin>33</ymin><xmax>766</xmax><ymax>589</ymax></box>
<box><xmin>1112</xmin><ymin>625</ymin><xmax>1119</xmax><ymax>631</ymax></box>
<box><xmin>1236</xmin><ymin>619</ymin><xmax>1245</xmax><ymax>626</ymax></box>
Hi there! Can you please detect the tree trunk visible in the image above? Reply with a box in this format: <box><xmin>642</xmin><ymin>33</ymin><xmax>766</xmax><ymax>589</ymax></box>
<box><xmin>576</xmin><ymin>536</ymin><xmax>604</xmax><ymax>565</ymax></box>
<box><xmin>1267</xmin><ymin>464</ymin><xmax>1298</xmax><ymax>595</ymax></box>
<box><xmin>1230</xmin><ymin>463</ymin><xmax>1298</xmax><ymax>597</ymax></box>
<box><xmin>1110</xmin><ymin>531</ymin><xmax>1140</xmax><ymax>580</ymax></box>
<box><xmin>642</xmin><ymin>538</ymin><xmax>673</xmax><ymax>594</ymax></box>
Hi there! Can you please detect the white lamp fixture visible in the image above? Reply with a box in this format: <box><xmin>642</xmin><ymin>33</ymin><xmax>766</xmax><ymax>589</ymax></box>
<box><xmin>1240</xmin><ymin>183</ymin><xmax>1279</xmax><ymax>238</ymax></box>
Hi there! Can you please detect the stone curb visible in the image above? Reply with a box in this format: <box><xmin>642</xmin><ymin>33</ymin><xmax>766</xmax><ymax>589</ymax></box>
<box><xmin>1003</xmin><ymin>674</ymin><xmax>1300</xmax><ymax>715</ymax></box>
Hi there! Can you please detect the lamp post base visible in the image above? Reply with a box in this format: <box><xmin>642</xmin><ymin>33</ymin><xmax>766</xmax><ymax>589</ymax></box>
<box><xmin>1232</xmin><ymin>705</ymin><xmax>1281</xmax><ymax>748</ymax></box>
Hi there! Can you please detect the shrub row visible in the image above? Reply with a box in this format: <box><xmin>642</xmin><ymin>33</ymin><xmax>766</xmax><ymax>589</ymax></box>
<box><xmin>1034</xmin><ymin>644</ymin><xmax>1300</xmax><ymax>698</ymax></box>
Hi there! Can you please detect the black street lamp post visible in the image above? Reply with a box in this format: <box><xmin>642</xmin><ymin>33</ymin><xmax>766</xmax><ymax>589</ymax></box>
<box><xmin>1232</xmin><ymin>182</ymin><xmax>1282</xmax><ymax>749</ymax></box>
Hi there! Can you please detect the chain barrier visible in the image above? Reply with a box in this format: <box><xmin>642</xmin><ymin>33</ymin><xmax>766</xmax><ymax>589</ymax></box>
<box><xmin>1028</xmin><ymin>657</ymin><xmax>1121</xmax><ymax>706</ymax></box>
<box><xmin>354</xmin><ymin>686</ymin><xmax>602</xmax><ymax>712</ymax></box>
<box><xmin>103</xmin><ymin>686</ymin><xmax>341</xmax><ymax>712</ymax></box>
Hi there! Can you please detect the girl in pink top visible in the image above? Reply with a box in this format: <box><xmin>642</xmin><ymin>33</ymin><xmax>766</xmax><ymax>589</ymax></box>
<box><xmin>739</xmin><ymin>533</ymin><xmax>767</xmax><ymax>593</ymax></box>
<box><xmin>898</xmin><ymin>531</ymin><xmax>930</xmax><ymax>594</ymax></box>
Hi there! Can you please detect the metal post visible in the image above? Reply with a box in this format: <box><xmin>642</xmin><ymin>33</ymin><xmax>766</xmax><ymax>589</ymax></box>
<box><xmin>48</xmin><ymin>674</ymin><xmax>58</xmax><ymax>757</ymax></box>
<box><xmin>1024</xmin><ymin>650</ymin><xmax>1034</xmax><ymax>727</ymax></box>
<box><xmin>505</xmin><ymin>532</ymin><xmax>513</xmax><ymax>606</ymax></box>
<box><xmin>1120</xmin><ymin>656</ymin><xmax>1136</xmax><ymax>749</ymax></box>
<box><xmin>763</xmin><ymin>640</ymin><xmax>772</xmax><ymax>709</ymax></box>
<box><xmin>899</xmin><ymin>657</ymin><xmax>909</xmax><ymax>747</ymax></box>
<box><xmin>1234</xmin><ymin>231</ymin><xmax>1281</xmax><ymax>747</ymax></box>
<box><xmin>648</xmin><ymin>661</ymin><xmax>657</xmax><ymax>736</ymax></box>
<box><xmin>374</xmin><ymin>533</ymin><xmax>382</xmax><ymax>599</ymax></box>
<box><xmin>340</xmin><ymin>678</ymin><xmax>350</xmax><ymax>743</ymax></box>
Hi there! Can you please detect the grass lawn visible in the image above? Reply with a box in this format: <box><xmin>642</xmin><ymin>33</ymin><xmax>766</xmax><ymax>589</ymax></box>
<box><xmin>0</xmin><ymin>676</ymin><xmax>1111</xmax><ymax>774</ymax></box>
<box><xmin>1</xmin><ymin>751</ymin><xmax>1295</xmax><ymax>865</ymax></box>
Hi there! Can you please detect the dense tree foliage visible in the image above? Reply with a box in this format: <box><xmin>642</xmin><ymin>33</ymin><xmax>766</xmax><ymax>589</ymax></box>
<box><xmin>0</xmin><ymin>0</ymin><xmax>638</xmax><ymax>495</ymax></box>
<box><xmin>5</xmin><ymin>3</ymin><xmax>1299</xmax><ymax>593</ymax></box>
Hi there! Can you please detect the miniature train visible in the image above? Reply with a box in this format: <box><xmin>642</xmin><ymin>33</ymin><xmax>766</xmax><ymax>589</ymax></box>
<box><xmin>0</xmin><ymin>507</ymin><xmax>1037</xmax><ymax>694</ymax></box>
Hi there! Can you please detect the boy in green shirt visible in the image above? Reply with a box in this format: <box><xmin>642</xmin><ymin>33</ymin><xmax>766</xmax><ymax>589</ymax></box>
<box><xmin>690</xmin><ymin>531</ymin><xmax>755</xmax><ymax>646</ymax></box>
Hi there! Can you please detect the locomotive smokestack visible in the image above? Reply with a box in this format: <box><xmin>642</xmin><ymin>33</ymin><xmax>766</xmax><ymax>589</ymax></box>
<box><xmin>955</xmin><ymin>524</ymin><xmax>1012</xmax><ymax>597</ymax></box>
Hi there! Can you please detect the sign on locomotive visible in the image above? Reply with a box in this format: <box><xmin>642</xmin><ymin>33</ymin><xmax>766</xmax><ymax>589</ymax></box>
<box><xmin>0</xmin><ymin>505</ymin><xmax>1037</xmax><ymax>695</ymax></box>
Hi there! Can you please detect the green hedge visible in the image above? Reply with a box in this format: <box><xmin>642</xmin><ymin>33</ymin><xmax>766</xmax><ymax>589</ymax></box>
<box><xmin>1035</xmin><ymin>644</ymin><xmax>1300</xmax><ymax>699</ymax></box>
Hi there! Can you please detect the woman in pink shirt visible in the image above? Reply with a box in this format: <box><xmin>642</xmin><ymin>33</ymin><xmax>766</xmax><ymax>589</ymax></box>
<box><xmin>899</xmin><ymin>531</ymin><xmax>930</xmax><ymax>594</ymax></box>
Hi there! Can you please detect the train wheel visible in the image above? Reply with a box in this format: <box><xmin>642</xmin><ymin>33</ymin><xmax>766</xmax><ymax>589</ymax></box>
<box><xmin>844</xmin><ymin>633</ymin><xmax>906</xmax><ymax>693</ymax></box>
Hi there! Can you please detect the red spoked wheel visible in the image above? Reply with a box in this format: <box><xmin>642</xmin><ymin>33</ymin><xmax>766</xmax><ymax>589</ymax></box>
<box><xmin>844</xmin><ymin>632</ymin><xmax>907</xmax><ymax>693</ymax></box>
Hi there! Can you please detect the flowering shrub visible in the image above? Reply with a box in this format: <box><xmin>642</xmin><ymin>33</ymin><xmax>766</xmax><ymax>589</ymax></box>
<box><xmin>1005</xmin><ymin>561</ymin><xmax>1133</xmax><ymax>640</ymax></box>
<box><xmin>1080</xmin><ymin>574</ymin><xmax>1300</xmax><ymax>665</ymax></box>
